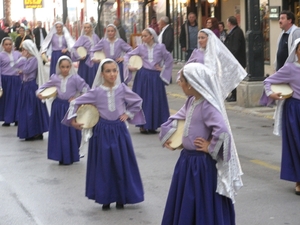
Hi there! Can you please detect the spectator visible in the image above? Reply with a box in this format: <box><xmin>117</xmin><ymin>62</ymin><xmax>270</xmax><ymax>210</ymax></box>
<box><xmin>149</xmin><ymin>16</ymin><xmax>159</xmax><ymax>35</ymax></box>
<box><xmin>33</xmin><ymin>21</ymin><xmax>47</xmax><ymax>51</ymax></box>
<box><xmin>90</xmin><ymin>16</ymin><xmax>97</xmax><ymax>29</ymax></box>
<box><xmin>158</xmin><ymin>16</ymin><xmax>174</xmax><ymax>53</ymax></box>
<box><xmin>26</xmin><ymin>28</ymin><xmax>34</xmax><ymax>40</ymax></box>
<box><xmin>179</xmin><ymin>12</ymin><xmax>198</xmax><ymax>61</ymax></box>
<box><xmin>218</xmin><ymin>21</ymin><xmax>227</xmax><ymax>43</ymax></box>
<box><xmin>224</xmin><ymin>16</ymin><xmax>246</xmax><ymax>102</ymax></box>
<box><xmin>206</xmin><ymin>17</ymin><xmax>220</xmax><ymax>37</ymax></box>
<box><xmin>0</xmin><ymin>27</ymin><xmax>8</xmax><ymax>44</ymax></box>
<box><xmin>113</xmin><ymin>18</ymin><xmax>127</xmax><ymax>43</ymax></box>
<box><xmin>14</xmin><ymin>26</ymin><xmax>32</xmax><ymax>51</ymax></box>
<box><xmin>12</xmin><ymin>22</ymin><xmax>21</xmax><ymax>33</ymax></box>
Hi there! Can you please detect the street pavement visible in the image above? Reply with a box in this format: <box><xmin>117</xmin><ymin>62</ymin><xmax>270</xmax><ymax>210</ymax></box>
<box><xmin>1</xmin><ymin>63</ymin><xmax>299</xmax><ymax>225</ymax></box>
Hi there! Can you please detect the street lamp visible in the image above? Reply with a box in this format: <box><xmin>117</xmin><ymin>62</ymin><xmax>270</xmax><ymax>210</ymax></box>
<box><xmin>207</xmin><ymin>0</ymin><xmax>215</xmax><ymax>18</ymax></box>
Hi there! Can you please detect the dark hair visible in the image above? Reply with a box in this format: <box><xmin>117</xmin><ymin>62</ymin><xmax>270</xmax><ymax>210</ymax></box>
<box><xmin>58</xmin><ymin>57</ymin><xmax>71</xmax><ymax>66</ymax></box>
<box><xmin>101</xmin><ymin>61</ymin><xmax>115</xmax><ymax>72</ymax></box>
<box><xmin>228</xmin><ymin>16</ymin><xmax>238</xmax><ymax>26</ymax></box>
<box><xmin>180</xmin><ymin>70</ymin><xmax>188</xmax><ymax>82</ymax></box>
<box><xmin>218</xmin><ymin>21</ymin><xmax>225</xmax><ymax>28</ymax></box>
<box><xmin>296</xmin><ymin>42</ymin><xmax>300</xmax><ymax>52</ymax></box>
<box><xmin>188</xmin><ymin>12</ymin><xmax>197</xmax><ymax>18</ymax></box>
<box><xmin>19</xmin><ymin>27</ymin><xmax>25</xmax><ymax>31</ymax></box>
<box><xmin>206</xmin><ymin>17</ymin><xmax>219</xmax><ymax>30</ymax></box>
<box><xmin>280</xmin><ymin>10</ymin><xmax>295</xmax><ymax>24</ymax></box>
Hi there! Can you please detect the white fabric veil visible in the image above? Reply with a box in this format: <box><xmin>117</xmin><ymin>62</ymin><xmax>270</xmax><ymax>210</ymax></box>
<box><xmin>55</xmin><ymin>55</ymin><xmax>77</xmax><ymax>75</ymax></box>
<box><xmin>92</xmin><ymin>58</ymin><xmax>121</xmax><ymax>88</ymax></box>
<box><xmin>104</xmin><ymin>24</ymin><xmax>120</xmax><ymax>39</ymax></box>
<box><xmin>272</xmin><ymin>38</ymin><xmax>300</xmax><ymax>136</ymax></box>
<box><xmin>0</xmin><ymin>37</ymin><xmax>14</xmax><ymax>52</ymax></box>
<box><xmin>199</xmin><ymin>28</ymin><xmax>247</xmax><ymax>99</ymax></box>
<box><xmin>144</xmin><ymin>27</ymin><xmax>158</xmax><ymax>43</ymax></box>
<box><xmin>80</xmin><ymin>22</ymin><xmax>95</xmax><ymax>36</ymax></box>
<box><xmin>0</xmin><ymin>37</ymin><xmax>15</xmax><ymax>68</ymax></box>
<box><xmin>22</xmin><ymin>40</ymin><xmax>48</xmax><ymax>87</ymax></box>
<box><xmin>183</xmin><ymin>62</ymin><xmax>243</xmax><ymax>203</ymax></box>
<box><xmin>40</xmin><ymin>21</ymin><xmax>75</xmax><ymax>54</ymax></box>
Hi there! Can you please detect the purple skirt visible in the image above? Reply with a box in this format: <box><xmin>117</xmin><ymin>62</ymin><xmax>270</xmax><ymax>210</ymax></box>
<box><xmin>132</xmin><ymin>67</ymin><xmax>170</xmax><ymax>130</ymax></box>
<box><xmin>50</xmin><ymin>50</ymin><xmax>69</xmax><ymax>76</ymax></box>
<box><xmin>78</xmin><ymin>55</ymin><xmax>98</xmax><ymax>88</ymax></box>
<box><xmin>86</xmin><ymin>118</ymin><xmax>144</xmax><ymax>205</ymax></box>
<box><xmin>48</xmin><ymin>98</ymin><xmax>80</xmax><ymax>164</ymax></box>
<box><xmin>0</xmin><ymin>75</ymin><xmax>21</xmax><ymax>123</ymax></box>
<box><xmin>162</xmin><ymin>149</ymin><xmax>235</xmax><ymax>225</ymax></box>
<box><xmin>17</xmin><ymin>79</ymin><xmax>49</xmax><ymax>139</ymax></box>
<box><xmin>281</xmin><ymin>97</ymin><xmax>300</xmax><ymax>182</ymax></box>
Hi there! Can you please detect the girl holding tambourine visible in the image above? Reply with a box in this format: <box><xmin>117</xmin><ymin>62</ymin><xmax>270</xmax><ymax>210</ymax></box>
<box><xmin>62</xmin><ymin>58</ymin><xmax>145</xmax><ymax>210</ymax></box>
<box><xmin>37</xmin><ymin>56</ymin><xmax>90</xmax><ymax>165</ymax></box>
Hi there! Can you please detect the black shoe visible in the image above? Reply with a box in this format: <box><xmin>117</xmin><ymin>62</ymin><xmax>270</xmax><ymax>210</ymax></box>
<box><xmin>25</xmin><ymin>134</ymin><xmax>43</xmax><ymax>141</ymax></box>
<box><xmin>116</xmin><ymin>203</ymin><xmax>124</xmax><ymax>209</ymax></box>
<box><xmin>148</xmin><ymin>129</ymin><xmax>158</xmax><ymax>134</ymax></box>
<box><xmin>102</xmin><ymin>204</ymin><xmax>110</xmax><ymax>210</ymax></box>
<box><xmin>226</xmin><ymin>96</ymin><xmax>236</xmax><ymax>102</ymax></box>
<box><xmin>2</xmin><ymin>123</ymin><xmax>10</xmax><ymax>127</ymax></box>
<box><xmin>14</xmin><ymin>122</ymin><xmax>18</xmax><ymax>126</ymax></box>
<box><xmin>139</xmin><ymin>128</ymin><xmax>148</xmax><ymax>134</ymax></box>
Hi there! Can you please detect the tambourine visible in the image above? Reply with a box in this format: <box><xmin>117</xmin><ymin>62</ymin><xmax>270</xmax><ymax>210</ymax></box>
<box><xmin>271</xmin><ymin>84</ymin><xmax>293</xmax><ymax>99</ymax></box>
<box><xmin>93</xmin><ymin>51</ymin><xmax>106</xmax><ymax>61</ymax></box>
<box><xmin>40</xmin><ymin>87</ymin><xmax>57</xmax><ymax>99</ymax></box>
<box><xmin>77</xmin><ymin>47</ymin><xmax>87</xmax><ymax>58</ymax></box>
<box><xmin>129</xmin><ymin>55</ymin><xmax>143</xmax><ymax>70</ymax></box>
<box><xmin>169</xmin><ymin>120</ymin><xmax>185</xmax><ymax>149</ymax></box>
<box><xmin>0</xmin><ymin>88</ymin><xmax>3</xmax><ymax>98</ymax></box>
<box><xmin>76</xmin><ymin>104</ymin><xmax>100</xmax><ymax>129</ymax></box>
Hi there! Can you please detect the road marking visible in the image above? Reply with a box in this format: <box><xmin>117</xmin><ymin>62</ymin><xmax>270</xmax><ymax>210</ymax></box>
<box><xmin>250</xmin><ymin>159</ymin><xmax>280</xmax><ymax>171</ymax></box>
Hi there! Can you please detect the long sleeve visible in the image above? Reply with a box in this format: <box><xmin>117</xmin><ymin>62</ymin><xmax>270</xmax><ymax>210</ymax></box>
<box><xmin>123</xmin><ymin>46</ymin><xmax>141</xmax><ymax>83</ymax></box>
<box><xmin>159</xmin><ymin>44</ymin><xmax>173</xmax><ymax>84</ymax></box>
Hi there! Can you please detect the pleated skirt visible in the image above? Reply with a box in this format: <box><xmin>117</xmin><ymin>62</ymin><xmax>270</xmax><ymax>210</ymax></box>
<box><xmin>17</xmin><ymin>79</ymin><xmax>49</xmax><ymax>139</ymax></box>
<box><xmin>78</xmin><ymin>55</ymin><xmax>98</xmax><ymax>88</ymax></box>
<box><xmin>0</xmin><ymin>75</ymin><xmax>21</xmax><ymax>123</ymax></box>
<box><xmin>281</xmin><ymin>97</ymin><xmax>300</xmax><ymax>182</ymax></box>
<box><xmin>86</xmin><ymin>118</ymin><xmax>144</xmax><ymax>205</ymax></box>
<box><xmin>117</xmin><ymin>61</ymin><xmax>124</xmax><ymax>83</ymax></box>
<box><xmin>50</xmin><ymin>50</ymin><xmax>69</xmax><ymax>76</ymax></box>
<box><xmin>48</xmin><ymin>98</ymin><xmax>81</xmax><ymax>164</ymax></box>
<box><xmin>132</xmin><ymin>67</ymin><xmax>170</xmax><ymax>130</ymax></box>
<box><xmin>162</xmin><ymin>149</ymin><xmax>235</xmax><ymax>225</ymax></box>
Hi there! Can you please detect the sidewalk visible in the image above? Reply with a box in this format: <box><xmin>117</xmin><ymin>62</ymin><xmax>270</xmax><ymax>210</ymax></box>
<box><xmin>170</xmin><ymin>63</ymin><xmax>275</xmax><ymax>120</ymax></box>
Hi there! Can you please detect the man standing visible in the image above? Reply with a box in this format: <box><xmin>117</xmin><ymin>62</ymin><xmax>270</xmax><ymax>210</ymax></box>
<box><xmin>0</xmin><ymin>27</ymin><xmax>8</xmax><ymax>44</ymax></box>
<box><xmin>276</xmin><ymin>10</ymin><xmax>300</xmax><ymax>71</ymax></box>
<box><xmin>179</xmin><ymin>12</ymin><xmax>198</xmax><ymax>61</ymax></box>
<box><xmin>114</xmin><ymin>18</ymin><xmax>127</xmax><ymax>43</ymax></box>
<box><xmin>224</xmin><ymin>16</ymin><xmax>246</xmax><ymax>102</ymax></box>
<box><xmin>149</xmin><ymin>16</ymin><xmax>160</xmax><ymax>35</ymax></box>
<box><xmin>158</xmin><ymin>16</ymin><xmax>174</xmax><ymax>53</ymax></box>
<box><xmin>33</xmin><ymin>21</ymin><xmax>47</xmax><ymax>51</ymax></box>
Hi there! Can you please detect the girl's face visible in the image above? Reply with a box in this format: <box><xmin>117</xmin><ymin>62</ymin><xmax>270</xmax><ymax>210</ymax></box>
<box><xmin>198</xmin><ymin>32</ymin><xmax>208</xmax><ymax>49</ymax></box>
<box><xmin>106</xmin><ymin>26</ymin><xmax>116</xmax><ymax>39</ymax></box>
<box><xmin>141</xmin><ymin>30</ymin><xmax>153</xmax><ymax>44</ymax></box>
<box><xmin>179</xmin><ymin>72</ymin><xmax>192</xmax><ymax>96</ymax></box>
<box><xmin>101</xmin><ymin>62</ymin><xmax>118</xmax><ymax>86</ymax></box>
<box><xmin>84</xmin><ymin>24</ymin><xmax>92</xmax><ymax>35</ymax></box>
<box><xmin>19</xmin><ymin>28</ymin><xmax>25</xmax><ymax>36</ymax></box>
<box><xmin>59</xmin><ymin>59</ymin><xmax>71</xmax><ymax>77</ymax></box>
<box><xmin>296</xmin><ymin>43</ymin><xmax>300</xmax><ymax>60</ymax></box>
<box><xmin>56</xmin><ymin>24</ymin><xmax>63</xmax><ymax>34</ymax></box>
<box><xmin>3</xmin><ymin>39</ymin><xmax>13</xmax><ymax>52</ymax></box>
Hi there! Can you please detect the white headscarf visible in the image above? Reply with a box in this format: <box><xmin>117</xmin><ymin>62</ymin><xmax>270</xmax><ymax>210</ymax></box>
<box><xmin>0</xmin><ymin>37</ymin><xmax>14</xmax><ymax>52</ymax></box>
<box><xmin>144</xmin><ymin>27</ymin><xmax>158</xmax><ymax>43</ymax></box>
<box><xmin>92</xmin><ymin>58</ymin><xmax>121</xmax><ymax>88</ymax></box>
<box><xmin>80</xmin><ymin>22</ymin><xmax>95</xmax><ymax>36</ymax></box>
<box><xmin>40</xmin><ymin>21</ymin><xmax>75</xmax><ymax>54</ymax></box>
<box><xmin>272</xmin><ymin>38</ymin><xmax>300</xmax><ymax>136</ymax></box>
<box><xmin>104</xmin><ymin>24</ymin><xmax>120</xmax><ymax>39</ymax></box>
<box><xmin>55</xmin><ymin>55</ymin><xmax>77</xmax><ymax>76</ymax></box>
<box><xmin>0</xmin><ymin>37</ymin><xmax>15</xmax><ymax>67</ymax></box>
<box><xmin>183</xmin><ymin>63</ymin><xmax>243</xmax><ymax>203</ymax></box>
<box><xmin>198</xmin><ymin>28</ymin><xmax>247</xmax><ymax>99</ymax></box>
<box><xmin>22</xmin><ymin>39</ymin><xmax>48</xmax><ymax>87</ymax></box>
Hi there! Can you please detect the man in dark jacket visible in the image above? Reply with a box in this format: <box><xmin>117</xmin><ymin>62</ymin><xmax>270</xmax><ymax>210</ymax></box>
<box><xmin>224</xmin><ymin>16</ymin><xmax>246</xmax><ymax>102</ymax></box>
<box><xmin>0</xmin><ymin>27</ymin><xmax>8</xmax><ymax>44</ymax></box>
<box><xmin>179</xmin><ymin>12</ymin><xmax>198</xmax><ymax>61</ymax></box>
<box><xmin>114</xmin><ymin>18</ymin><xmax>127</xmax><ymax>43</ymax></box>
<box><xmin>158</xmin><ymin>16</ymin><xmax>174</xmax><ymax>53</ymax></box>
<box><xmin>33</xmin><ymin>21</ymin><xmax>47</xmax><ymax>51</ymax></box>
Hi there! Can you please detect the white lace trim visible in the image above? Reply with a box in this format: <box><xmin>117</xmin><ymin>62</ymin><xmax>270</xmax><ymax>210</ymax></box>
<box><xmin>86</xmin><ymin>35</ymin><xmax>94</xmax><ymax>47</ymax></box>
<box><xmin>100</xmin><ymin>85</ymin><xmax>118</xmax><ymax>112</ymax></box>
<box><xmin>184</xmin><ymin>98</ymin><xmax>204</xmax><ymax>137</ymax></box>
<box><xmin>5</xmin><ymin>51</ymin><xmax>15</xmax><ymax>67</ymax></box>
<box><xmin>146</xmin><ymin>43</ymin><xmax>156</xmax><ymax>63</ymax></box>
<box><xmin>58</xmin><ymin>35</ymin><xmax>62</xmax><ymax>48</ymax></box>
<box><xmin>125</xmin><ymin>110</ymin><xmax>134</xmax><ymax>119</ymax></box>
<box><xmin>59</xmin><ymin>74</ymin><xmax>72</xmax><ymax>93</ymax></box>
<box><xmin>67</xmin><ymin>99</ymin><xmax>77</xmax><ymax>119</ymax></box>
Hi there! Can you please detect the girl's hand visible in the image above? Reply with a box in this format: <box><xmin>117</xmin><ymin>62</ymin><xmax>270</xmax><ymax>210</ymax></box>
<box><xmin>61</xmin><ymin>48</ymin><xmax>68</xmax><ymax>54</ymax></box>
<box><xmin>155</xmin><ymin>64</ymin><xmax>162</xmax><ymax>71</ymax></box>
<box><xmin>71</xmin><ymin>118</ymin><xmax>84</xmax><ymax>130</ymax></box>
<box><xmin>269</xmin><ymin>92</ymin><xmax>283</xmax><ymax>100</ymax></box>
<box><xmin>194</xmin><ymin>137</ymin><xmax>210</xmax><ymax>153</ymax></box>
<box><xmin>164</xmin><ymin>140</ymin><xmax>175</xmax><ymax>151</ymax></box>
<box><xmin>128</xmin><ymin>65</ymin><xmax>138</xmax><ymax>72</ymax></box>
<box><xmin>37</xmin><ymin>93</ymin><xmax>44</xmax><ymax>100</ymax></box>
<box><xmin>68</xmin><ymin>97</ymin><xmax>75</xmax><ymax>102</ymax></box>
<box><xmin>119</xmin><ymin>113</ymin><xmax>129</xmax><ymax>122</ymax></box>
<box><xmin>116</xmin><ymin>57</ymin><xmax>124</xmax><ymax>63</ymax></box>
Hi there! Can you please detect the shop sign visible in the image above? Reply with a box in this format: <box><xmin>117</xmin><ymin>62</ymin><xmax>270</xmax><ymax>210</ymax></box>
<box><xmin>24</xmin><ymin>0</ymin><xmax>43</xmax><ymax>8</ymax></box>
<box><xmin>269</xmin><ymin>6</ymin><xmax>280</xmax><ymax>20</ymax></box>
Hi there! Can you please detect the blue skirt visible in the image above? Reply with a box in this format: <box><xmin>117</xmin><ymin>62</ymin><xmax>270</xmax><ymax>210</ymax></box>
<box><xmin>162</xmin><ymin>149</ymin><xmax>235</xmax><ymax>225</ymax></box>
<box><xmin>281</xmin><ymin>97</ymin><xmax>300</xmax><ymax>182</ymax></box>
<box><xmin>50</xmin><ymin>50</ymin><xmax>69</xmax><ymax>76</ymax></box>
<box><xmin>132</xmin><ymin>67</ymin><xmax>170</xmax><ymax>130</ymax></box>
<box><xmin>0</xmin><ymin>75</ymin><xmax>21</xmax><ymax>123</ymax></box>
<box><xmin>17</xmin><ymin>79</ymin><xmax>49</xmax><ymax>139</ymax></box>
<box><xmin>117</xmin><ymin>61</ymin><xmax>124</xmax><ymax>83</ymax></box>
<box><xmin>48</xmin><ymin>98</ymin><xmax>81</xmax><ymax>164</ymax></box>
<box><xmin>86</xmin><ymin>118</ymin><xmax>144</xmax><ymax>205</ymax></box>
<box><xmin>78</xmin><ymin>55</ymin><xmax>98</xmax><ymax>88</ymax></box>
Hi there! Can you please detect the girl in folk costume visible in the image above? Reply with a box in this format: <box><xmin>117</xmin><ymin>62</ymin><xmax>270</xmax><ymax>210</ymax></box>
<box><xmin>15</xmin><ymin>40</ymin><xmax>49</xmax><ymax>141</ymax></box>
<box><xmin>70</xmin><ymin>22</ymin><xmax>100</xmax><ymax>87</ymax></box>
<box><xmin>62</xmin><ymin>59</ymin><xmax>145</xmax><ymax>210</ymax></box>
<box><xmin>89</xmin><ymin>24</ymin><xmax>132</xmax><ymax>83</ymax></box>
<box><xmin>160</xmin><ymin>63</ymin><xmax>244</xmax><ymax>225</ymax></box>
<box><xmin>37</xmin><ymin>56</ymin><xmax>90</xmax><ymax>165</ymax></box>
<box><xmin>40</xmin><ymin>21</ymin><xmax>75</xmax><ymax>77</ymax></box>
<box><xmin>260</xmin><ymin>38</ymin><xmax>300</xmax><ymax>195</ymax></box>
<box><xmin>0</xmin><ymin>37</ymin><xmax>22</xmax><ymax>126</ymax></box>
<box><xmin>124</xmin><ymin>27</ymin><xmax>173</xmax><ymax>134</ymax></box>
